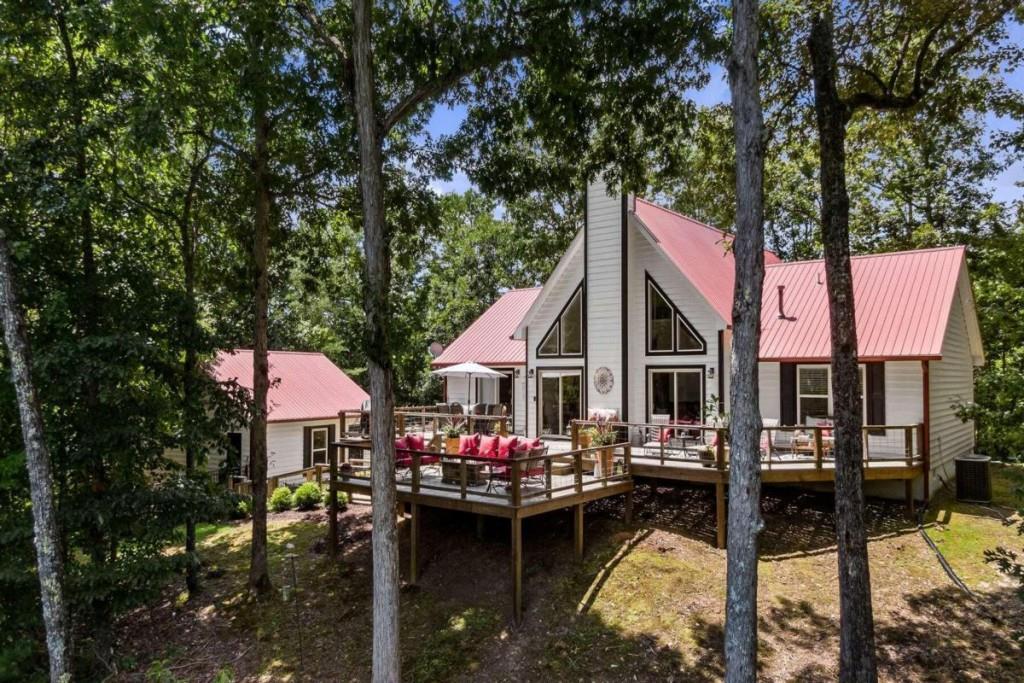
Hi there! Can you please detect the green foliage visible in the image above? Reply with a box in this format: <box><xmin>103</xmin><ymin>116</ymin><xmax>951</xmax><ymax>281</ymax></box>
<box><xmin>291</xmin><ymin>482</ymin><xmax>322</xmax><ymax>511</ymax></box>
<box><xmin>269</xmin><ymin>486</ymin><xmax>293</xmax><ymax>513</ymax></box>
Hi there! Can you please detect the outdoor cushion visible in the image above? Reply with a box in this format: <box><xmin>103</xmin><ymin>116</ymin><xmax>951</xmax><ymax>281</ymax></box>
<box><xmin>395</xmin><ymin>436</ymin><xmax>411</xmax><ymax>465</ymax></box>
<box><xmin>406</xmin><ymin>433</ymin><xmax>426</xmax><ymax>451</ymax></box>
<box><xmin>497</xmin><ymin>436</ymin><xmax>519</xmax><ymax>458</ymax></box>
<box><xmin>458</xmin><ymin>433</ymin><xmax>481</xmax><ymax>455</ymax></box>
<box><xmin>478</xmin><ymin>435</ymin><xmax>500</xmax><ymax>458</ymax></box>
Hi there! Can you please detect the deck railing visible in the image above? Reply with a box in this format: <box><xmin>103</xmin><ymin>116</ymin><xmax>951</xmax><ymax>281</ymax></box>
<box><xmin>339</xmin><ymin>408</ymin><xmax>510</xmax><ymax>438</ymax></box>
<box><xmin>338</xmin><ymin>441</ymin><xmax>632</xmax><ymax>507</ymax></box>
<box><xmin>571</xmin><ymin>420</ymin><xmax>925</xmax><ymax>471</ymax></box>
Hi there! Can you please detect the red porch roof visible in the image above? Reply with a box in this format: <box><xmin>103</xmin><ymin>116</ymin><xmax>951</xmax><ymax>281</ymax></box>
<box><xmin>212</xmin><ymin>349</ymin><xmax>368</xmax><ymax>422</ymax></box>
<box><xmin>759</xmin><ymin>246</ymin><xmax>967</xmax><ymax>361</ymax></box>
<box><xmin>432</xmin><ymin>288</ymin><xmax>541</xmax><ymax>368</ymax></box>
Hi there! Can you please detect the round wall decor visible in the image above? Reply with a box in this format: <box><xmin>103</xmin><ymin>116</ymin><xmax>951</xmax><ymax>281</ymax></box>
<box><xmin>594</xmin><ymin>367</ymin><xmax>614</xmax><ymax>395</ymax></box>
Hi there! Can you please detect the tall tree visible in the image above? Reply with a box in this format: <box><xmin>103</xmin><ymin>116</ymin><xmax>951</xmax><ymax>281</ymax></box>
<box><xmin>724</xmin><ymin>0</ymin><xmax>766</xmax><ymax>679</ymax></box>
<box><xmin>805</xmin><ymin>2</ymin><xmax>1020</xmax><ymax>678</ymax></box>
<box><xmin>0</xmin><ymin>234</ymin><xmax>71</xmax><ymax>683</ymax></box>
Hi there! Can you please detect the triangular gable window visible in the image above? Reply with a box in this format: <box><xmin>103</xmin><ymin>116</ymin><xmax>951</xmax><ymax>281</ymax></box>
<box><xmin>537</xmin><ymin>283</ymin><xmax>584</xmax><ymax>357</ymax></box>
<box><xmin>646</xmin><ymin>273</ymin><xmax>707</xmax><ymax>355</ymax></box>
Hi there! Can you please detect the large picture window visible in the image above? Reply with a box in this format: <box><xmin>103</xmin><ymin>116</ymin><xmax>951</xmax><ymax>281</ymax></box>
<box><xmin>537</xmin><ymin>284</ymin><xmax>584</xmax><ymax>358</ymax></box>
<box><xmin>645</xmin><ymin>275</ymin><xmax>706</xmax><ymax>355</ymax></box>
<box><xmin>797</xmin><ymin>365</ymin><xmax>865</xmax><ymax>424</ymax></box>
<box><xmin>647</xmin><ymin>367</ymin><xmax>704</xmax><ymax>423</ymax></box>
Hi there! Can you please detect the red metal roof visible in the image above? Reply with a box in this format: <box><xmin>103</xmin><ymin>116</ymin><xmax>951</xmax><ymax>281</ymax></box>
<box><xmin>432</xmin><ymin>288</ymin><xmax>541</xmax><ymax>367</ymax></box>
<box><xmin>633</xmin><ymin>198</ymin><xmax>782</xmax><ymax>321</ymax></box>
<box><xmin>212</xmin><ymin>349</ymin><xmax>369</xmax><ymax>422</ymax></box>
<box><xmin>759</xmin><ymin>246</ymin><xmax>966</xmax><ymax>361</ymax></box>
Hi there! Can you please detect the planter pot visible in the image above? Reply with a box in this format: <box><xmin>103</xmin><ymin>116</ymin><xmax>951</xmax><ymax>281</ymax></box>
<box><xmin>445</xmin><ymin>437</ymin><xmax>461</xmax><ymax>454</ymax></box>
<box><xmin>597</xmin><ymin>447</ymin><xmax>614</xmax><ymax>477</ymax></box>
<box><xmin>578</xmin><ymin>433</ymin><xmax>592</xmax><ymax>448</ymax></box>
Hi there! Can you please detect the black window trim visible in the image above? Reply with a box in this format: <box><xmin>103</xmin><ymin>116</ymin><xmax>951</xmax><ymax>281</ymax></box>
<box><xmin>536</xmin><ymin>281</ymin><xmax>585</xmax><ymax>358</ymax></box>
<box><xmin>644</xmin><ymin>273</ymin><xmax>707</xmax><ymax>356</ymax></box>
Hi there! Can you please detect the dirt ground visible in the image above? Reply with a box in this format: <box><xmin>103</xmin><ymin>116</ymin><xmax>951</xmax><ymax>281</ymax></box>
<box><xmin>114</xmin><ymin>473</ymin><xmax>1024</xmax><ymax>682</ymax></box>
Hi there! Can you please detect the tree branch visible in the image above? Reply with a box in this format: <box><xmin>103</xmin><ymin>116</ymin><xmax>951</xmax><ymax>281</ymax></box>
<box><xmin>381</xmin><ymin>44</ymin><xmax>531</xmax><ymax>134</ymax></box>
<box><xmin>291</xmin><ymin>1</ymin><xmax>354</xmax><ymax>95</ymax></box>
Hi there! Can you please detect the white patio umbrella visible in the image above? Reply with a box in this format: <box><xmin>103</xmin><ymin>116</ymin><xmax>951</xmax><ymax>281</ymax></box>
<box><xmin>431</xmin><ymin>361</ymin><xmax>505</xmax><ymax>404</ymax></box>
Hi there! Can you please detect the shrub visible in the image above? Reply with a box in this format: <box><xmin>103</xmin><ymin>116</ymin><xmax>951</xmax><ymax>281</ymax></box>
<box><xmin>292</xmin><ymin>482</ymin><xmax>323</xmax><ymax>511</ymax></box>
<box><xmin>269</xmin><ymin>485</ymin><xmax>293</xmax><ymax>512</ymax></box>
<box><xmin>228</xmin><ymin>494</ymin><xmax>252</xmax><ymax>520</ymax></box>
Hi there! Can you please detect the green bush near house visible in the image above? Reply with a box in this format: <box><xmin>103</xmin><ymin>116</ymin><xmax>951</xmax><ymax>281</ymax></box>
<box><xmin>292</xmin><ymin>482</ymin><xmax>322</xmax><ymax>511</ymax></box>
<box><xmin>269</xmin><ymin>486</ymin><xmax>293</xmax><ymax>513</ymax></box>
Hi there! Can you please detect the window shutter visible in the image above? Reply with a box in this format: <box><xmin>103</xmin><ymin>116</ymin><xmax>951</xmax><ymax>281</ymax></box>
<box><xmin>302</xmin><ymin>426</ymin><xmax>312</xmax><ymax>468</ymax></box>
<box><xmin>780</xmin><ymin>363</ymin><xmax>797</xmax><ymax>425</ymax></box>
<box><xmin>866</xmin><ymin>362</ymin><xmax>885</xmax><ymax>428</ymax></box>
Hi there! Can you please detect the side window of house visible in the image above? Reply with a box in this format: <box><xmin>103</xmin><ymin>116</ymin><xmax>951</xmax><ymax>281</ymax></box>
<box><xmin>311</xmin><ymin>427</ymin><xmax>328</xmax><ymax>465</ymax></box>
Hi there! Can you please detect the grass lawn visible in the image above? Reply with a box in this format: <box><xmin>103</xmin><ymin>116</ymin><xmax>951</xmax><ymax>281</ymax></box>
<box><xmin>115</xmin><ymin>469</ymin><xmax>1024</xmax><ymax>682</ymax></box>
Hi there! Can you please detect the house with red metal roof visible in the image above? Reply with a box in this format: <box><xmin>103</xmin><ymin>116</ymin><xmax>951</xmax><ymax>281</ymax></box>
<box><xmin>439</xmin><ymin>178</ymin><xmax>983</xmax><ymax>497</ymax></box>
<box><xmin>166</xmin><ymin>349</ymin><xmax>368</xmax><ymax>479</ymax></box>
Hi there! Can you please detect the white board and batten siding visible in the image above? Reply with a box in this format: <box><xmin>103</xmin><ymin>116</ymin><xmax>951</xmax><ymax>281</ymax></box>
<box><xmin>585</xmin><ymin>182</ymin><xmax>626</xmax><ymax>418</ymax></box>
<box><xmin>929</xmin><ymin>287</ymin><xmax>976</xmax><ymax>488</ymax></box>
<box><xmin>626</xmin><ymin>218</ymin><xmax>727</xmax><ymax>424</ymax></box>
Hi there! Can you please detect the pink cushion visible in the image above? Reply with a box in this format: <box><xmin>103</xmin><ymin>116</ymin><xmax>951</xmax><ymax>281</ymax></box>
<box><xmin>498</xmin><ymin>436</ymin><xmax>519</xmax><ymax>458</ymax></box>
<box><xmin>819</xmin><ymin>420</ymin><xmax>833</xmax><ymax>437</ymax></box>
<box><xmin>458</xmin><ymin>433</ymin><xmax>480</xmax><ymax>455</ymax></box>
<box><xmin>526</xmin><ymin>437</ymin><xmax>543</xmax><ymax>449</ymax></box>
<box><xmin>395</xmin><ymin>436</ymin><xmax>410</xmax><ymax>465</ymax></box>
<box><xmin>406</xmin><ymin>433</ymin><xmax>426</xmax><ymax>451</ymax></box>
<box><xmin>479</xmin><ymin>435</ymin><xmax>500</xmax><ymax>458</ymax></box>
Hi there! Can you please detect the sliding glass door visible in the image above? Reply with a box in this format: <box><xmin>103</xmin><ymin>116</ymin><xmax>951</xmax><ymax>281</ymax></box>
<box><xmin>648</xmin><ymin>367</ymin><xmax>704</xmax><ymax>423</ymax></box>
<box><xmin>539</xmin><ymin>370</ymin><xmax>581</xmax><ymax>436</ymax></box>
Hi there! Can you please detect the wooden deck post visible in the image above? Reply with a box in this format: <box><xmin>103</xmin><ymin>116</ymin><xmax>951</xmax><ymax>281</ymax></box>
<box><xmin>339</xmin><ymin>411</ymin><xmax>347</xmax><ymax>436</ymax></box>
<box><xmin>269</xmin><ymin>476</ymin><xmax>279</xmax><ymax>495</ymax></box>
<box><xmin>396</xmin><ymin>412</ymin><xmax>406</xmax><ymax>436</ymax></box>
<box><xmin>511</xmin><ymin>515</ymin><xmax>523</xmax><ymax>623</ymax></box>
<box><xmin>716</xmin><ymin>429</ymin><xmax>727</xmax><ymax>470</ymax></box>
<box><xmin>904</xmin><ymin>426</ymin><xmax>914</xmax><ymax>467</ymax></box>
<box><xmin>573</xmin><ymin>503</ymin><xmax>584</xmax><ymax>560</ymax></box>
<box><xmin>813</xmin><ymin>427</ymin><xmax>823</xmax><ymax>469</ymax></box>
<box><xmin>412</xmin><ymin>454</ymin><xmax>421</xmax><ymax>493</ymax></box>
<box><xmin>328</xmin><ymin>444</ymin><xmax>339</xmax><ymax>558</ymax></box>
<box><xmin>570</xmin><ymin>421</ymin><xmax>579</xmax><ymax>450</ymax></box>
<box><xmin>409</xmin><ymin>502</ymin><xmax>420</xmax><ymax>585</ymax></box>
<box><xmin>511</xmin><ymin>460</ymin><xmax>522</xmax><ymax>508</ymax></box>
<box><xmin>715</xmin><ymin>482</ymin><xmax>726</xmax><ymax>549</ymax></box>
<box><xmin>573</xmin><ymin>452</ymin><xmax>583</xmax><ymax>493</ymax></box>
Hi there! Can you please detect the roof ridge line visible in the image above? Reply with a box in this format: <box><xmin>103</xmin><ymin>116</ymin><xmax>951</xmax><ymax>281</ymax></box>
<box><xmin>766</xmin><ymin>244</ymin><xmax>965</xmax><ymax>268</ymax></box>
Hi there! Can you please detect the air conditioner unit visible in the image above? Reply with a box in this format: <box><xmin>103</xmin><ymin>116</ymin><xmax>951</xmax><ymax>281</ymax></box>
<box><xmin>955</xmin><ymin>454</ymin><xmax>992</xmax><ymax>503</ymax></box>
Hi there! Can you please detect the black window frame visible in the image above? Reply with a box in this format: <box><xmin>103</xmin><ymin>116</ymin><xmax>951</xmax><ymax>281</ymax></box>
<box><xmin>536</xmin><ymin>282</ymin><xmax>585</xmax><ymax>359</ymax></box>
<box><xmin>644</xmin><ymin>273</ymin><xmax>707</xmax><ymax>356</ymax></box>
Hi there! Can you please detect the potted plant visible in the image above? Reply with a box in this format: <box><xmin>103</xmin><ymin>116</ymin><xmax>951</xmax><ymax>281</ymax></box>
<box><xmin>442</xmin><ymin>418</ymin><xmax>465</xmax><ymax>454</ymax></box>
<box><xmin>578</xmin><ymin>426</ymin><xmax>594</xmax><ymax>448</ymax></box>
<box><xmin>588</xmin><ymin>415</ymin><xmax>618</xmax><ymax>476</ymax></box>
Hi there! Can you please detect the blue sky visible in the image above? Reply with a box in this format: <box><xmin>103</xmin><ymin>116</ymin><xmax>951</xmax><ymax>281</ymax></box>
<box><xmin>426</xmin><ymin>27</ymin><xmax>1023</xmax><ymax>207</ymax></box>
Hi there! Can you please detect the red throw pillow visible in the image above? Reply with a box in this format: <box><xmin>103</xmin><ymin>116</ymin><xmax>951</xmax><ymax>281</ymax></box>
<box><xmin>479</xmin><ymin>435</ymin><xmax>500</xmax><ymax>458</ymax></box>
<box><xmin>497</xmin><ymin>436</ymin><xmax>519</xmax><ymax>458</ymax></box>
<box><xmin>527</xmin><ymin>437</ymin><xmax>543</xmax><ymax>449</ymax></box>
<box><xmin>406</xmin><ymin>433</ymin><xmax>426</xmax><ymax>451</ymax></box>
<box><xmin>458</xmin><ymin>433</ymin><xmax>481</xmax><ymax>456</ymax></box>
<box><xmin>394</xmin><ymin>436</ymin><xmax>410</xmax><ymax>462</ymax></box>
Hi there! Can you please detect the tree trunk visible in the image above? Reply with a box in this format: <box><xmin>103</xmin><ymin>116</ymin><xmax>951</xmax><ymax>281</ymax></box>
<box><xmin>808</xmin><ymin>11</ymin><xmax>878</xmax><ymax>682</ymax></box>
<box><xmin>351</xmin><ymin>1</ymin><xmax>401</xmax><ymax>680</ymax></box>
<box><xmin>247</xmin><ymin>36</ymin><xmax>274</xmax><ymax>597</ymax></box>
<box><xmin>180</xmin><ymin>171</ymin><xmax>201</xmax><ymax>597</ymax></box>
<box><xmin>724</xmin><ymin>0</ymin><xmax>766</xmax><ymax>679</ymax></box>
<box><xmin>0</xmin><ymin>231</ymin><xmax>73</xmax><ymax>683</ymax></box>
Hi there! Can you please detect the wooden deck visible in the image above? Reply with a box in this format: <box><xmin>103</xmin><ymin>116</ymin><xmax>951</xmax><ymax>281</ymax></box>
<box><xmin>571</xmin><ymin>420</ymin><xmax>928</xmax><ymax>549</ymax></box>
<box><xmin>330</xmin><ymin>439</ymin><xmax>634</xmax><ymax>621</ymax></box>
